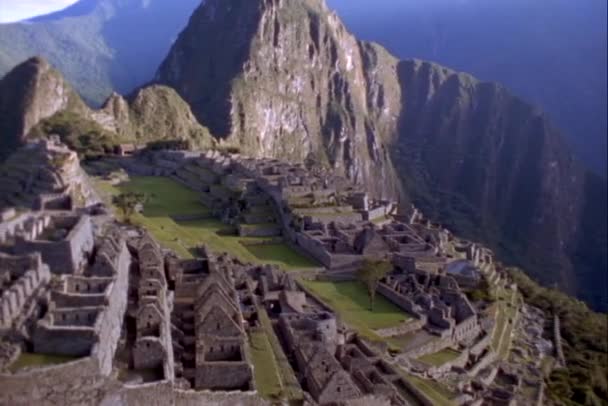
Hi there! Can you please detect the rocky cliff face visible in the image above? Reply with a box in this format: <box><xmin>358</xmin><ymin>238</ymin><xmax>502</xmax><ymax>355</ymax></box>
<box><xmin>394</xmin><ymin>60</ymin><xmax>596</xmax><ymax>297</ymax></box>
<box><xmin>158</xmin><ymin>0</ymin><xmax>401</xmax><ymax>197</ymax></box>
<box><xmin>0</xmin><ymin>57</ymin><xmax>88</xmax><ymax>160</ymax></box>
<box><xmin>157</xmin><ymin>0</ymin><xmax>606</xmax><ymax>309</ymax></box>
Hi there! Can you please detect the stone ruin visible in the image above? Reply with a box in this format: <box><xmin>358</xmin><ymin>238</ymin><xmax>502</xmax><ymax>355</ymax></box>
<box><xmin>0</xmin><ymin>137</ymin><xmax>99</xmax><ymax>211</ymax></box>
<box><xmin>0</xmin><ymin>208</ymin><xmax>130</xmax><ymax>379</ymax></box>
<box><xmin>0</xmin><ymin>252</ymin><xmax>50</xmax><ymax>333</ymax></box>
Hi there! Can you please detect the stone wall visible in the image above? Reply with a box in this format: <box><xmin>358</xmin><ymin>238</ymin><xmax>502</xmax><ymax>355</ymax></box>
<box><xmin>469</xmin><ymin>332</ymin><xmax>491</xmax><ymax>357</ymax></box>
<box><xmin>374</xmin><ymin>318</ymin><xmax>426</xmax><ymax>338</ymax></box>
<box><xmin>467</xmin><ymin>350</ymin><xmax>497</xmax><ymax>377</ymax></box>
<box><xmin>195</xmin><ymin>362</ymin><xmax>253</xmax><ymax>390</ymax></box>
<box><xmin>92</xmin><ymin>236</ymin><xmax>131</xmax><ymax>376</ymax></box>
<box><xmin>402</xmin><ymin>336</ymin><xmax>453</xmax><ymax>359</ymax></box>
<box><xmin>33</xmin><ymin>324</ymin><xmax>98</xmax><ymax>356</ymax></box>
<box><xmin>420</xmin><ymin>349</ymin><xmax>470</xmax><ymax>378</ymax></box>
<box><xmin>0</xmin><ymin>213</ymin><xmax>32</xmax><ymax>243</ymax></box>
<box><xmin>50</xmin><ymin>290</ymin><xmax>106</xmax><ymax>308</ymax></box>
<box><xmin>101</xmin><ymin>381</ymin><xmax>270</xmax><ymax>406</ymax></box>
<box><xmin>238</xmin><ymin>224</ymin><xmax>282</xmax><ymax>238</ymax></box>
<box><xmin>133</xmin><ymin>337</ymin><xmax>166</xmax><ymax>370</ymax></box>
<box><xmin>14</xmin><ymin>215</ymin><xmax>94</xmax><ymax>274</ymax></box>
<box><xmin>295</xmin><ymin>233</ymin><xmax>333</xmax><ymax>267</ymax></box>
<box><xmin>0</xmin><ymin>356</ymin><xmax>106</xmax><ymax>405</ymax></box>
<box><xmin>0</xmin><ymin>257</ymin><xmax>50</xmax><ymax>330</ymax></box>
<box><xmin>377</xmin><ymin>283</ymin><xmax>423</xmax><ymax>319</ymax></box>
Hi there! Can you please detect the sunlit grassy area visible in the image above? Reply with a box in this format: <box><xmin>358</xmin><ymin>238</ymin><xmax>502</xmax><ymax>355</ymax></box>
<box><xmin>385</xmin><ymin>332</ymin><xmax>418</xmax><ymax>349</ymax></box>
<box><xmin>299</xmin><ymin>280</ymin><xmax>410</xmax><ymax>332</ymax></box>
<box><xmin>405</xmin><ymin>374</ymin><xmax>456</xmax><ymax>406</ymax></box>
<box><xmin>9</xmin><ymin>353</ymin><xmax>78</xmax><ymax>372</ymax></box>
<box><xmin>95</xmin><ymin>176</ymin><xmax>318</xmax><ymax>270</ymax></box>
<box><xmin>249</xmin><ymin>330</ymin><xmax>283</xmax><ymax>399</ymax></box>
<box><xmin>417</xmin><ymin>348</ymin><xmax>462</xmax><ymax>366</ymax></box>
<box><xmin>119</xmin><ymin>176</ymin><xmax>210</xmax><ymax>217</ymax></box>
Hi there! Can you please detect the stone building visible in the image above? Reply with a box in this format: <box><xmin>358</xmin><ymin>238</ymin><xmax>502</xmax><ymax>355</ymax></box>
<box><xmin>170</xmin><ymin>251</ymin><xmax>253</xmax><ymax>391</ymax></box>
<box><xmin>32</xmin><ymin>226</ymin><xmax>130</xmax><ymax>372</ymax></box>
<box><xmin>132</xmin><ymin>233</ymin><xmax>174</xmax><ymax>381</ymax></box>
<box><xmin>12</xmin><ymin>213</ymin><xmax>94</xmax><ymax>275</ymax></box>
<box><xmin>0</xmin><ymin>252</ymin><xmax>50</xmax><ymax>331</ymax></box>
<box><xmin>279</xmin><ymin>312</ymin><xmax>362</xmax><ymax>404</ymax></box>
<box><xmin>378</xmin><ymin>267</ymin><xmax>481</xmax><ymax>361</ymax></box>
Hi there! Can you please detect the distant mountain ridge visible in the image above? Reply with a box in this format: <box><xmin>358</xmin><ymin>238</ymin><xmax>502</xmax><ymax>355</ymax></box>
<box><xmin>0</xmin><ymin>0</ymin><xmax>201</xmax><ymax>105</ymax></box>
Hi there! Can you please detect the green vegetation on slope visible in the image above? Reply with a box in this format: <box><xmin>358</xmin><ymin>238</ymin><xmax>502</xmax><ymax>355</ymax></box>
<box><xmin>509</xmin><ymin>268</ymin><xmax>608</xmax><ymax>405</ymax></box>
<box><xmin>0</xmin><ymin>0</ymin><xmax>202</xmax><ymax>106</ymax></box>
<box><xmin>30</xmin><ymin>111</ymin><xmax>117</xmax><ymax>160</ymax></box>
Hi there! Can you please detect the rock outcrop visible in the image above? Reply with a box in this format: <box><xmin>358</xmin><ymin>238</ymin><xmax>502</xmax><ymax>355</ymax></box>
<box><xmin>92</xmin><ymin>85</ymin><xmax>213</xmax><ymax>148</ymax></box>
<box><xmin>0</xmin><ymin>57</ymin><xmax>88</xmax><ymax>160</ymax></box>
<box><xmin>157</xmin><ymin>0</ymin><xmax>606</xmax><ymax>310</ymax></box>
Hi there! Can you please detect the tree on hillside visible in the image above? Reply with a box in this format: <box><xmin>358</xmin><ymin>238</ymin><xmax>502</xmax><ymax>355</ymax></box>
<box><xmin>358</xmin><ymin>259</ymin><xmax>392</xmax><ymax>311</ymax></box>
<box><xmin>113</xmin><ymin>192</ymin><xmax>147</xmax><ymax>223</ymax></box>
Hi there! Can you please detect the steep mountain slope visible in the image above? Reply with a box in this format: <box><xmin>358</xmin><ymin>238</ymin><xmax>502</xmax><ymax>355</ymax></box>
<box><xmin>158</xmin><ymin>0</ymin><xmax>402</xmax><ymax>198</ymax></box>
<box><xmin>0</xmin><ymin>57</ymin><xmax>213</xmax><ymax>159</ymax></box>
<box><xmin>0</xmin><ymin>57</ymin><xmax>89</xmax><ymax>160</ymax></box>
<box><xmin>394</xmin><ymin>60</ymin><xmax>603</xmax><ymax>305</ymax></box>
<box><xmin>0</xmin><ymin>0</ymin><xmax>201</xmax><ymax>105</ymax></box>
<box><xmin>327</xmin><ymin>0</ymin><xmax>607</xmax><ymax>176</ymax></box>
<box><xmin>157</xmin><ymin>0</ymin><xmax>606</xmax><ymax>311</ymax></box>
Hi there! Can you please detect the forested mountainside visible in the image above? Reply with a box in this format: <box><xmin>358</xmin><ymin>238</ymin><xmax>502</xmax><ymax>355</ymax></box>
<box><xmin>0</xmin><ymin>0</ymin><xmax>201</xmax><ymax>106</ymax></box>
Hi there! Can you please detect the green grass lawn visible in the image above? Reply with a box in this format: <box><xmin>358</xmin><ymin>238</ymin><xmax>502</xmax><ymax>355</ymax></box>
<box><xmin>258</xmin><ymin>309</ymin><xmax>303</xmax><ymax>401</ymax></box>
<box><xmin>118</xmin><ymin>176</ymin><xmax>210</xmax><ymax>217</ymax></box>
<box><xmin>405</xmin><ymin>374</ymin><xmax>456</xmax><ymax>406</ymax></box>
<box><xmin>417</xmin><ymin>348</ymin><xmax>462</xmax><ymax>366</ymax></box>
<box><xmin>96</xmin><ymin>176</ymin><xmax>318</xmax><ymax>270</ymax></box>
<box><xmin>386</xmin><ymin>332</ymin><xmax>418</xmax><ymax>349</ymax></box>
<box><xmin>300</xmin><ymin>280</ymin><xmax>410</xmax><ymax>332</ymax></box>
<box><xmin>244</xmin><ymin>244</ymin><xmax>317</xmax><ymax>269</ymax></box>
<box><xmin>249</xmin><ymin>330</ymin><xmax>283</xmax><ymax>399</ymax></box>
<box><xmin>10</xmin><ymin>353</ymin><xmax>78</xmax><ymax>372</ymax></box>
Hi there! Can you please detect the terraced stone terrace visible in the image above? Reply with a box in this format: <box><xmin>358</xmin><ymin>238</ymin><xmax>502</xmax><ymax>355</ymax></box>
<box><xmin>95</xmin><ymin>176</ymin><xmax>319</xmax><ymax>271</ymax></box>
<box><xmin>417</xmin><ymin>348</ymin><xmax>462</xmax><ymax>367</ymax></box>
<box><xmin>9</xmin><ymin>352</ymin><xmax>78</xmax><ymax>373</ymax></box>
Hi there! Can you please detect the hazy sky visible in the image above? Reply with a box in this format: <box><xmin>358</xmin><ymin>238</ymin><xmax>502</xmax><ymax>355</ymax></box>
<box><xmin>0</xmin><ymin>0</ymin><xmax>78</xmax><ymax>23</ymax></box>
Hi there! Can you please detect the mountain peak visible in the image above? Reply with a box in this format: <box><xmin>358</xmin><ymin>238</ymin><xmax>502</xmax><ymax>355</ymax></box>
<box><xmin>158</xmin><ymin>0</ymin><xmax>402</xmax><ymax>198</ymax></box>
<box><xmin>0</xmin><ymin>57</ymin><xmax>88</xmax><ymax>160</ymax></box>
